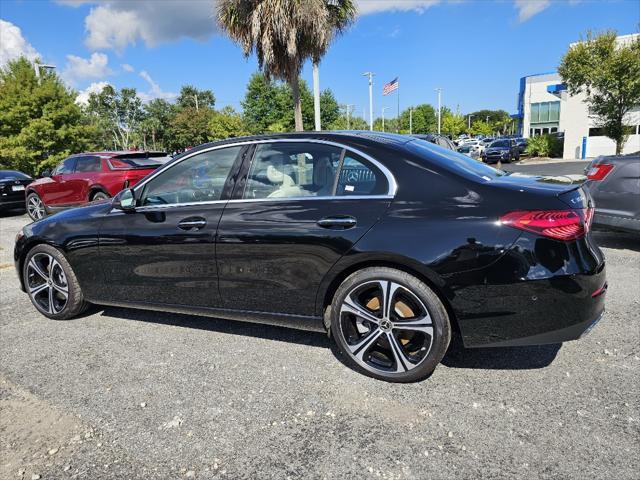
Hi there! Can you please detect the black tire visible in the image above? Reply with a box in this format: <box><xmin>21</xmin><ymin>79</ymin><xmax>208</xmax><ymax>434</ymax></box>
<box><xmin>330</xmin><ymin>267</ymin><xmax>451</xmax><ymax>383</ymax></box>
<box><xmin>91</xmin><ymin>191</ymin><xmax>110</xmax><ymax>202</ymax></box>
<box><xmin>23</xmin><ymin>244</ymin><xmax>89</xmax><ymax>320</ymax></box>
<box><xmin>26</xmin><ymin>192</ymin><xmax>47</xmax><ymax>221</ymax></box>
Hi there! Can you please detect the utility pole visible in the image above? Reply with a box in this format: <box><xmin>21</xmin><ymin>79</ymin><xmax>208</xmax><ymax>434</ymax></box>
<box><xmin>381</xmin><ymin>106</ymin><xmax>390</xmax><ymax>132</ymax></box>
<box><xmin>346</xmin><ymin>104</ymin><xmax>355</xmax><ymax>130</ymax></box>
<box><xmin>362</xmin><ymin>72</ymin><xmax>375</xmax><ymax>131</ymax></box>
<box><xmin>435</xmin><ymin>88</ymin><xmax>442</xmax><ymax>134</ymax></box>
<box><xmin>33</xmin><ymin>61</ymin><xmax>56</xmax><ymax>81</ymax></box>
<box><xmin>193</xmin><ymin>94</ymin><xmax>199</xmax><ymax>111</ymax></box>
<box><xmin>468</xmin><ymin>114</ymin><xmax>474</xmax><ymax>131</ymax></box>
<box><xmin>410</xmin><ymin>108</ymin><xmax>414</xmax><ymax>135</ymax></box>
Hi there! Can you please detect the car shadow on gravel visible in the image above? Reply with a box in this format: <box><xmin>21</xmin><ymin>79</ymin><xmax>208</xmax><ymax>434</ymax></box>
<box><xmin>0</xmin><ymin>208</ymin><xmax>27</xmax><ymax>218</ymax></box>
<box><xmin>592</xmin><ymin>228</ymin><xmax>640</xmax><ymax>252</ymax></box>
<box><xmin>441</xmin><ymin>334</ymin><xmax>562</xmax><ymax>370</ymax></box>
<box><xmin>96</xmin><ymin>306</ymin><xmax>562</xmax><ymax>372</ymax></box>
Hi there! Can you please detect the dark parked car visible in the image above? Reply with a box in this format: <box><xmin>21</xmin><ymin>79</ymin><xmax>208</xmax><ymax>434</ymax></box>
<box><xmin>411</xmin><ymin>134</ymin><xmax>457</xmax><ymax>151</ymax></box>
<box><xmin>515</xmin><ymin>137</ymin><xmax>528</xmax><ymax>154</ymax></box>
<box><xmin>482</xmin><ymin>138</ymin><xmax>521</xmax><ymax>163</ymax></box>
<box><xmin>584</xmin><ymin>153</ymin><xmax>640</xmax><ymax>233</ymax></box>
<box><xmin>25</xmin><ymin>151</ymin><xmax>171</xmax><ymax>221</ymax></box>
<box><xmin>14</xmin><ymin>132</ymin><xmax>606</xmax><ymax>383</ymax></box>
<box><xmin>0</xmin><ymin>170</ymin><xmax>32</xmax><ymax>212</ymax></box>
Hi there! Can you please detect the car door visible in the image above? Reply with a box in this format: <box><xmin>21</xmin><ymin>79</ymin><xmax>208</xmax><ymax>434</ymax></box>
<box><xmin>98</xmin><ymin>144</ymin><xmax>248</xmax><ymax>308</ymax></box>
<box><xmin>41</xmin><ymin>156</ymin><xmax>77</xmax><ymax>206</ymax></box>
<box><xmin>216</xmin><ymin>140</ymin><xmax>394</xmax><ymax>318</ymax></box>
<box><xmin>68</xmin><ymin>155</ymin><xmax>102</xmax><ymax>203</ymax></box>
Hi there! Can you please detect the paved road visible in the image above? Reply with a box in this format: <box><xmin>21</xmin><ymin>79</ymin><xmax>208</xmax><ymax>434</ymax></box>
<box><xmin>1</xmin><ymin>211</ymin><xmax>638</xmax><ymax>480</ymax></box>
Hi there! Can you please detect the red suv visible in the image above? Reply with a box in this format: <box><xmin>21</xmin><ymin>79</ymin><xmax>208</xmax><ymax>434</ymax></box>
<box><xmin>25</xmin><ymin>151</ymin><xmax>171</xmax><ymax>220</ymax></box>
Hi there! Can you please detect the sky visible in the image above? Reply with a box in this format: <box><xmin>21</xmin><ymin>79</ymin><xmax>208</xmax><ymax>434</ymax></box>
<box><xmin>1</xmin><ymin>0</ymin><xmax>638</xmax><ymax>118</ymax></box>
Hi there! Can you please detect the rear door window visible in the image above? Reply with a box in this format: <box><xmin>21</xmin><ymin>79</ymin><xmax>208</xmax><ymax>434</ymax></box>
<box><xmin>74</xmin><ymin>156</ymin><xmax>102</xmax><ymax>173</ymax></box>
<box><xmin>54</xmin><ymin>157</ymin><xmax>77</xmax><ymax>175</ymax></box>
<box><xmin>336</xmin><ymin>153</ymin><xmax>388</xmax><ymax>196</ymax></box>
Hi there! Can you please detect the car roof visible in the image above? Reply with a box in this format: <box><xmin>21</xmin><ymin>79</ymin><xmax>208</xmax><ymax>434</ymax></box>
<box><xmin>68</xmin><ymin>151</ymin><xmax>167</xmax><ymax>158</ymax></box>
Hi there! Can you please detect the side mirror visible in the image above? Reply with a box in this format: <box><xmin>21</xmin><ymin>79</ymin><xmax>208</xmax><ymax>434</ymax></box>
<box><xmin>112</xmin><ymin>188</ymin><xmax>137</xmax><ymax>212</ymax></box>
<box><xmin>40</xmin><ymin>168</ymin><xmax>52</xmax><ymax>178</ymax></box>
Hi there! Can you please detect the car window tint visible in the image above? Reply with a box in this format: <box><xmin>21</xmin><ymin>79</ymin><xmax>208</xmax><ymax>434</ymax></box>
<box><xmin>243</xmin><ymin>143</ymin><xmax>342</xmax><ymax>200</ymax></box>
<box><xmin>337</xmin><ymin>153</ymin><xmax>388</xmax><ymax>196</ymax></box>
<box><xmin>75</xmin><ymin>156</ymin><xmax>102</xmax><ymax>173</ymax></box>
<box><xmin>141</xmin><ymin>146</ymin><xmax>242</xmax><ymax>206</ymax></box>
<box><xmin>55</xmin><ymin>157</ymin><xmax>76</xmax><ymax>175</ymax></box>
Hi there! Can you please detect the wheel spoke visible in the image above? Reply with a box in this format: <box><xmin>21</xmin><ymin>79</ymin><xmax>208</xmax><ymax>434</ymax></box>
<box><xmin>29</xmin><ymin>282</ymin><xmax>49</xmax><ymax>296</ymax></box>
<box><xmin>386</xmin><ymin>332</ymin><xmax>420</xmax><ymax>372</ymax></box>
<box><xmin>28</xmin><ymin>258</ymin><xmax>49</xmax><ymax>281</ymax></box>
<box><xmin>393</xmin><ymin>316</ymin><xmax>433</xmax><ymax>335</ymax></box>
<box><xmin>341</xmin><ymin>296</ymin><xmax>380</xmax><ymax>325</ymax></box>
<box><xmin>348</xmin><ymin>329</ymin><xmax>383</xmax><ymax>360</ymax></box>
<box><xmin>384</xmin><ymin>282</ymin><xmax>401</xmax><ymax>320</ymax></box>
<box><xmin>47</xmin><ymin>286</ymin><xmax>55</xmax><ymax>314</ymax></box>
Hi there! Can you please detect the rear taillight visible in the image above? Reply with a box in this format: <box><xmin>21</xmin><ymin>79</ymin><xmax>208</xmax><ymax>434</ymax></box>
<box><xmin>500</xmin><ymin>208</ymin><xmax>594</xmax><ymax>241</ymax></box>
<box><xmin>586</xmin><ymin>163</ymin><xmax>613</xmax><ymax>180</ymax></box>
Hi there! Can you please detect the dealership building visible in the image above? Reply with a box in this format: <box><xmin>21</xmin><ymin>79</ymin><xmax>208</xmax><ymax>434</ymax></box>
<box><xmin>515</xmin><ymin>33</ymin><xmax>640</xmax><ymax>159</ymax></box>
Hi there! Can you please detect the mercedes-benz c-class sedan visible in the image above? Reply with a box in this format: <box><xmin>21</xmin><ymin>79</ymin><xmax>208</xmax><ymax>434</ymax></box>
<box><xmin>14</xmin><ymin>132</ymin><xmax>606</xmax><ymax>382</ymax></box>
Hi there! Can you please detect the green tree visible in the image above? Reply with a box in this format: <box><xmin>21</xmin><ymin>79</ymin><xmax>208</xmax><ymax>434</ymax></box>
<box><xmin>176</xmin><ymin>85</ymin><xmax>216</xmax><ymax>110</ymax></box>
<box><xmin>441</xmin><ymin>111</ymin><xmax>466</xmax><ymax>137</ymax></box>
<box><xmin>399</xmin><ymin>104</ymin><xmax>437</xmax><ymax>134</ymax></box>
<box><xmin>319</xmin><ymin>89</ymin><xmax>340</xmax><ymax>129</ymax></box>
<box><xmin>218</xmin><ymin>0</ymin><xmax>345</xmax><ymax>131</ymax></box>
<box><xmin>471</xmin><ymin>120</ymin><xmax>493</xmax><ymax>136</ymax></box>
<box><xmin>141</xmin><ymin>98</ymin><xmax>176</xmax><ymax>151</ymax></box>
<box><xmin>329</xmin><ymin>106</ymin><xmax>368</xmax><ymax>130</ymax></box>
<box><xmin>86</xmin><ymin>85</ymin><xmax>144</xmax><ymax>150</ymax></box>
<box><xmin>0</xmin><ymin>57</ymin><xmax>96</xmax><ymax>175</ymax></box>
<box><xmin>168</xmin><ymin>107</ymin><xmax>214</xmax><ymax>151</ymax></box>
<box><xmin>559</xmin><ymin>30</ymin><xmax>640</xmax><ymax>154</ymax></box>
<box><xmin>208</xmin><ymin>106</ymin><xmax>250</xmax><ymax>140</ymax></box>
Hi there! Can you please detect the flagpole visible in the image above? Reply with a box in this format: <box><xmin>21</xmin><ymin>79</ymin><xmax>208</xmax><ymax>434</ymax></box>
<box><xmin>396</xmin><ymin>78</ymin><xmax>400</xmax><ymax>133</ymax></box>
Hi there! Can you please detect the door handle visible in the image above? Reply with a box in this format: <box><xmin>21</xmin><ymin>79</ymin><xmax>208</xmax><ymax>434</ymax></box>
<box><xmin>317</xmin><ymin>216</ymin><xmax>357</xmax><ymax>229</ymax></box>
<box><xmin>178</xmin><ymin>217</ymin><xmax>207</xmax><ymax>230</ymax></box>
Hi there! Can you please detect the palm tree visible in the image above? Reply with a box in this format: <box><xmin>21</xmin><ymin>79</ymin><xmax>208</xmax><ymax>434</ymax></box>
<box><xmin>217</xmin><ymin>0</ymin><xmax>355</xmax><ymax>132</ymax></box>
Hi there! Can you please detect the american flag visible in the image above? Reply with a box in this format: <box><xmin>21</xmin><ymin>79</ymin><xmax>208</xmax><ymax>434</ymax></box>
<box><xmin>383</xmin><ymin>77</ymin><xmax>399</xmax><ymax>96</ymax></box>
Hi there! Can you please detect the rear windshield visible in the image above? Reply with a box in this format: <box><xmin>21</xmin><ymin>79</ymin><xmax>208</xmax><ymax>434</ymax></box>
<box><xmin>0</xmin><ymin>170</ymin><xmax>31</xmax><ymax>180</ymax></box>
<box><xmin>407</xmin><ymin>139</ymin><xmax>506</xmax><ymax>181</ymax></box>
<box><xmin>108</xmin><ymin>153</ymin><xmax>171</xmax><ymax>169</ymax></box>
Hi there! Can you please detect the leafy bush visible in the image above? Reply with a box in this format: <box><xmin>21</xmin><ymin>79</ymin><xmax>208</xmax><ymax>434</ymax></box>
<box><xmin>525</xmin><ymin>134</ymin><xmax>563</xmax><ymax>158</ymax></box>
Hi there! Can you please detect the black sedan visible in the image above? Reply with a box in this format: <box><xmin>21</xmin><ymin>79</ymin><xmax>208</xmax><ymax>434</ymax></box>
<box><xmin>0</xmin><ymin>170</ymin><xmax>32</xmax><ymax>212</ymax></box>
<box><xmin>482</xmin><ymin>138</ymin><xmax>521</xmax><ymax>163</ymax></box>
<box><xmin>584</xmin><ymin>153</ymin><xmax>640</xmax><ymax>233</ymax></box>
<box><xmin>14</xmin><ymin>132</ymin><xmax>606</xmax><ymax>382</ymax></box>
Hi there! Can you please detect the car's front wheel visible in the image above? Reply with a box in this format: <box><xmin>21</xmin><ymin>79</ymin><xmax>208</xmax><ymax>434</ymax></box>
<box><xmin>23</xmin><ymin>244</ymin><xmax>89</xmax><ymax>320</ymax></box>
<box><xmin>26</xmin><ymin>192</ymin><xmax>46</xmax><ymax>221</ymax></box>
<box><xmin>91</xmin><ymin>191</ymin><xmax>110</xmax><ymax>202</ymax></box>
<box><xmin>330</xmin><ymin>267</ymin><xmax>451</xmax><ymax>382</ymax></box>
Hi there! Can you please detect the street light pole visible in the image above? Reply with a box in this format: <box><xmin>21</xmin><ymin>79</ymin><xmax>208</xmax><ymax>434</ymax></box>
<box><xmin>362</xmin><ymin>72</ymin><xmax>375</xmax><ymax>131</ymax></box>
<box><xmin>468</xmin><ymin>114</ymin><xmax>474</xmax><ymax>131</ymax></box>
<box><xmin>381</xmin><ymin>106</ymin><xmax>390</xmax><ymax>132</ymax></box>
<box><xmin>345</xmin><ymin>104</ymin><xmax>355</xmax><ymax>130</ymax></box>
<box><xmin>435</xmin><ymin>88</ymin><xmax>442</xmax><ymax>134</ymax></box>
<box><xmin>409</xmin><ymin>107</ymin><xmax>413</xmax><ymax>135</ymax></box>
<box><xmin>313</xmin><ymin>62</ymin><xmax>321</xmax><ymax>130</ymax></box>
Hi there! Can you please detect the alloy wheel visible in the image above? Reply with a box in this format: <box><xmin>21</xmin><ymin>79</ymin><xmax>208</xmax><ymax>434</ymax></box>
<box><xmin>339</xmin><ymin>280</ymin><xmax>434</xmax><ymax>375</ymax></box>
<box><xmin>26</xmin><ymin>253</ymin><xmax>69</xmax><ymax>314</ymax></box>
<box><xmin>27</xmin><ymin>195</ymin><xmax>45</xmax><ymax>220</ymax></box>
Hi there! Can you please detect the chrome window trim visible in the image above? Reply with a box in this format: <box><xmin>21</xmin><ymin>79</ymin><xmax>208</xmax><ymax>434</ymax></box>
<box><xmin>132</xmin><ymin>138</ymin><xmax>398</xmax><ymax>202</ymax></box>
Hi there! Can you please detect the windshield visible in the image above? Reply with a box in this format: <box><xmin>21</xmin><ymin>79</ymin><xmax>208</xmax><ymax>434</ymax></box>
<box><xmin>407</xmin><ymin>139</ymin><xmax>506</xmax><ymax>181</ymax></box>
<box><xmin>0</xmin><ymin>170</ymin><xmax>31</xmax><ymax>180</ymax></box>
<box><xmin>490</xmin><ymin>140</ymin><xmax>509</xmax><ymax>148</ymax></box>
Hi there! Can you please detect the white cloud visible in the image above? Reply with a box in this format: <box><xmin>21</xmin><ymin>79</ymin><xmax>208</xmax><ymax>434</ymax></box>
<box><xmin>138</xmin><ymin>70</ymin><xmax>176</xmax><ymax>102</ymax></box>
<box><xmin>0</xmin><ymin>19</ymin><xmax>40</xmax><ymax>66</ymax></box>
<box><xmin>357</xmin><ymin>0</ymin><xmax>441</xmax><ymax>14</ymax></box>
<box><xmin>59</xmin><ymin>1</ymin><xmax>217</xmax><ymax>51</ymax></box>
<box><xmin>63</xmin><ymin>52</ymin><xmax>112</xmax><ymax>84</ymax></box>
<box><xmin>513</xmin><ymin>0</ymin><xmax>551</xmax><ymax>22</ymax></box>
<box><xmin>75</xmin><ymin>80</ymin><xmax>110</xmax><ymax>105</ymax></box>
<box><xmin>121</xmin><ymin>63</ymin><xmax>134</xmax><ymax>72</ymax></box>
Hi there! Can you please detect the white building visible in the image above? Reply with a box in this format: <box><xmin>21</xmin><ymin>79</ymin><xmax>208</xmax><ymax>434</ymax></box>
<box><xmin>515</xmin><ymin>33</ymin><xmax>640</xmax><ymax>159</ymax></box>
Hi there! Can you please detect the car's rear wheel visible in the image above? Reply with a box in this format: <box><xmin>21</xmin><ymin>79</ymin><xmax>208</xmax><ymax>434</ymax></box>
<box><xmin>23</xmin><ymin>244</ymin><xmax>88</xmax><ymax>320</ymax></box>
<box><xmin>91</xmin><ymin>191</ymin><xmax>110</xmax><ymax>202</ymax></box>
<box><xmin>26</xmin><ymin>193</ymin><xmax>46</xmax><ymax>221</ymax></box>
<box><xmin>330</xmin><ymin>267</ymin><xmax>451</xmax><ymax>382</ymax></box>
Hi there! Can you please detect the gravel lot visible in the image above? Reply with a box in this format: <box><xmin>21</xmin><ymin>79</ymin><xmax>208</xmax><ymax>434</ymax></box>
<box><xmin>1</xmin><ymin>204</ymin><xmax>638</xmax><ymax>479</ymax></box>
